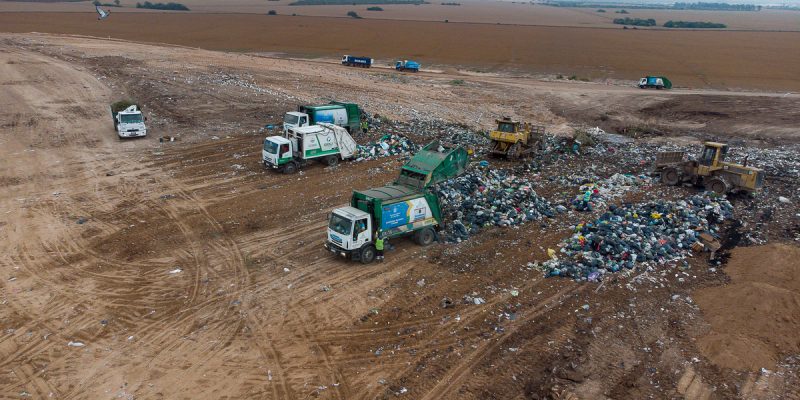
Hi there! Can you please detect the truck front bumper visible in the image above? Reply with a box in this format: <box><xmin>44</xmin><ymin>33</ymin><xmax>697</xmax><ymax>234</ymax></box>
<box><xmin>119</xmin><ymin>130</ymin><xmax>146</xmax><ymax>138</ymax></box>
<box><xmin>324</xmin><ymin>241</ymin><xmax>352</xmax><ymax>259</ymax></box>
<box><xmin>263</xmin><ymin>159</ymin><xmax>279</xmax><ymax>169</ymax></box>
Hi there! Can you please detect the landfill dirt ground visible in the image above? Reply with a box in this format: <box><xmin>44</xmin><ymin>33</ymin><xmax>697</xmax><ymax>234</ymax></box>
<box><xmin>0</xmin><ymin>33</ymin><xmax>799</xmax><ymax>399</ymax></box>
<box><xmin>2</xmin><ymin>13</ymin><xmax>800</xmax><ymax>91</ymax></box>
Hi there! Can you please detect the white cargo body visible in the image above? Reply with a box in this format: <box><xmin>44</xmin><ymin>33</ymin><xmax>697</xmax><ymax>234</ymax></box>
<box><xmin>288</xmin><ymin>123</ymin><xmax>357</xmax><ymax>160</ymax></box>
<box><xmin>263</xmin><ymin>123</ymin><xmax>357</xmax><ymax>173</ymax></box>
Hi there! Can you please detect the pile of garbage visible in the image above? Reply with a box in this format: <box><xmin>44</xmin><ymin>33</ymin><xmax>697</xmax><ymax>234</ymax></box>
<box><xmin>354</xmin><ymin>134</ymin><xmax>419</xmax><ymax>161</ymax></box>
<box><xmin>366</xmin><ymin>116</ymin><xmax>488</xmax><ymax>152</ymax></box>
<box><xmin>544</xmin><ymin>194</ymin><xmax>733</xmax><ymax>280</ymax></box>
<box><xmin>572</xmin><ymin>173</ymin><xmax>653</xmax><ymax>211</ymax></box>
<box><xmin>433</xmin><ymin>167</ymin><xmax>555</xmax><ymax>242</ymax></box>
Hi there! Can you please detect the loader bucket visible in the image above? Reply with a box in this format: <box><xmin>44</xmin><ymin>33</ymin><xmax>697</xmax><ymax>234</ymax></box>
<box><xmin>395</xmin><ymin>140</ymin><xmax>469</xmax><ymax>189</ymax></box>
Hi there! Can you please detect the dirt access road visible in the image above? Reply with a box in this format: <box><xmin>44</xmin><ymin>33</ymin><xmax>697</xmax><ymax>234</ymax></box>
<box><xmin>0</xmin><ymin>34</ymin><xmax>798</xmax><ymax>399</ymax></box>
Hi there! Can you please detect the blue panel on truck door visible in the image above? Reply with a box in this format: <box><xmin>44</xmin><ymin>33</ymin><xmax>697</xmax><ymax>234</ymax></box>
<box><xmin>381</xmin><ymin>202</ymin><xmax>409</xmax><ymax>230</ymax></box>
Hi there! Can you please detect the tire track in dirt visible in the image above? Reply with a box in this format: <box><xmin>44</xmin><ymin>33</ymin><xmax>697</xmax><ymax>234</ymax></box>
<box><xmin>418</xmin><ymin>283</ymin><xmax>588</xmax><ymax>400</ymax></box>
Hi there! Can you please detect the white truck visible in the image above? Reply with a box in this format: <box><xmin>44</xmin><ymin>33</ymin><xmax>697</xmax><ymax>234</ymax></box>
<box><xmin>110</xmin><ymin>102</ymin><xmax>147</xmax><ymax>138</ymax></box>
<box><xmin>263</xmin><ymin>123</ymin><xmax>358</xmax><ymax>174</ymax></box>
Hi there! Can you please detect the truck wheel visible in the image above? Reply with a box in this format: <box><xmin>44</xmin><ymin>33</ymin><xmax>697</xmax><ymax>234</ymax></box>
<box><xmin>359</xmin><ymin>245</ymin><xmax>376</xmax><ymax>264</ymax></box>
<box><xmin>661</xmin><ymin>168</ymin><xmax>680</xmax><ymax>186</ymax></box>
<box><xmin>706</xmin><ymin>178</ymin><xmax>728</xmax><ymax>195</ymax></box>
<box><xmin>415</xmin><ymin>227</ymin><xmax>436</xmax><ymax>246</ymax></box>
<box><xmin>324</xmin><ymin>155</ymin><xmax>339</xmax><ymax>167</ymax></box>
<box><xmin>282</xmin><ymin>162</ymin><xmax>297</xmax><ymax>174</ymax></box>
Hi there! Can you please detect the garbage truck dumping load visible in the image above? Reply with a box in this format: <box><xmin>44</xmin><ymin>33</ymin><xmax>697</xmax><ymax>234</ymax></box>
<box><xmin>324</xmin><ymin>140</ymin><xmax>469</xmax><ymax>263</ymax></box>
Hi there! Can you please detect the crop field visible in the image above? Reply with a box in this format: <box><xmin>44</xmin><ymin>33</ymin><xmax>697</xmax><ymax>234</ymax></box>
<box><xmin>2</xmin><ymin>0</ymin><xmax>800</xmax><ymax>30</ymax></box>
<box><xmin>1</xmin><ymin>12</ymin><xmax>800</xmax><ymax>91</ymax></box>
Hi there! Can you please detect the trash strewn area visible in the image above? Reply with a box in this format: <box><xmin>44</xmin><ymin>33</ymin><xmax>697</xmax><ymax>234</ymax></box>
<box><xmin>433</xmin><ymin>166</ymin><xmax>555</xmax><ymax>243</ymax></box>
<box><xmin>542</xmin><ymin>195</ymin><xmax>732</xmax><ymax>280</ymax></box>
<box><xmin>7</xmin><ymin>35</ymin><xmax>800</xmax><ymax>400</ymax></box>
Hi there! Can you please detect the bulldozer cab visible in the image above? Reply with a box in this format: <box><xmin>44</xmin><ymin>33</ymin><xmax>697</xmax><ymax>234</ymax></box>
<box><xmin>496</xmin><ymin>118</ymin><xmax>519</xmax><ymax>133</ymax></box>
<box><xmin>699</xmin><ymin>142</ymin><xmax>728</xmax><ymax>167</ymax></box>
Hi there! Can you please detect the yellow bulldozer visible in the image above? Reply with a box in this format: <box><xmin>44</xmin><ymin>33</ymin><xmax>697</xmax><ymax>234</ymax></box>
<box><xmin>488</xmin><ymin>117</ymin><xmax>546</xmax><ymax>160</ymax></box>
<box><xmin>654</xmin><ymin>142</ymin><xmax>765</xmax><ymax>194</ymax></box>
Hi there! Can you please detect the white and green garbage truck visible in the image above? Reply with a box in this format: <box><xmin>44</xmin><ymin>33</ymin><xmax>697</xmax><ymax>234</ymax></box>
<box><xmin>263</xmin><ymin>123</ymin><xmax>358</xmax><ymax>173</ymax></box>
<box><xmin>324</xmin><ymin>140</ymin><xmax>469</xmax><ymax>263</ymax></box>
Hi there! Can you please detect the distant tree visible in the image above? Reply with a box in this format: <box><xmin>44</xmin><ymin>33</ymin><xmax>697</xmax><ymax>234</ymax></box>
<box><xmin>135</xmin><ymin>1</ymin><xmax>190</xmax><ymax>10</ymax></box>
<box><xmin>267</xmin><ymin>9</ymin><xmax>277</xmax><ymax>14</ymax></box>
<box><xmin>613</xmin><ymin>17</ymin><xmax>656</xmax><ymax>26</ymax></box>
<box><xmin>596</xmin><ymin>8</ymin><xmax>605</xmax><ymax>12</ymax></box>
<box><xmin>366</xmin><ymin>6</ymin><xmax>383</xmax><ymax>10</ymax></box>
<box><xmin>663</xmin><ymin>20</ymin><xmax>727</xmax><ymax>28</ymax></box>
<box><xmin>616</xmin><ymin>9</ymin><xmax>628</xmax><ymax>13</ymax></box>
<box><xmin>347</xmin><ymin>10</ymin><xmax>362</xmax><ymax>18</ymax></box>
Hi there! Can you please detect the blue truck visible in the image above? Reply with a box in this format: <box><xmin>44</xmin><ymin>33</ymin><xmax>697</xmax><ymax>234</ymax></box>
<box><xmin>395</xmin><ymin>60</ymin><xmax>420</xmax><ymax>72</ymax></box>
<box><xmin>341</xmin><ymin>55</ymin><xmax>373</xmax><ymax>68</ymax></box>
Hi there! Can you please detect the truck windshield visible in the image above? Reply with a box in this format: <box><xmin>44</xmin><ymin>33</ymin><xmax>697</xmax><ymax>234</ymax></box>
<box><xmin>284</xmin><ymin>114</ymin><xmax>299</xmax><ymax>125</ymax></box>
<box><xmin>120</xmin><ymin>114</ymin><xmax>143</xmax><ymax>123</ymax></box>
<box><xmin>263</xmin><ymin>140</ymin><xmax>279</xmax><ymax>154</ymax></box>
<box><xmin>329</xmin><ymin>213</ymin><xmax>352</xmax><ymax>235</ymax></box>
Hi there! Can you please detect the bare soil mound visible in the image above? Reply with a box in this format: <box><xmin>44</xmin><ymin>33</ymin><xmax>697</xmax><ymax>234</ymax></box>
<box><xmin>695</xmin><ymin>243</ymin><xmax>800</xmax><ymax>371</ymax></box>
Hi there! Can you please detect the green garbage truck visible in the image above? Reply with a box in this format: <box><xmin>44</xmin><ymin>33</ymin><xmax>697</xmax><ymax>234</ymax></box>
<box><xmin>324</xmin><ymin>140</ymin><xmax>469</xmax><ymax>263</ymax></box>
<box><xmin>638</xmin><ymin>76</ymin><xmax>672</xmax><ymax>90</ymax></box>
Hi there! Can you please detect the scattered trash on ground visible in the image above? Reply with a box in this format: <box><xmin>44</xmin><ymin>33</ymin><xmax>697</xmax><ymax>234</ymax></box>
<box><xmin>544</xmin><ymin>194</ymin><xmax>733</xmax><ymax>280</ymax></box>
<box><xmin>433</xmin><ymin>166</ymin><xmax>554</xmax><ymax>242</ymax></box>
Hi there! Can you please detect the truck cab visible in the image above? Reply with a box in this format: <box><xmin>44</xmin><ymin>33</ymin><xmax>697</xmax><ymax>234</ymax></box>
<box><xmin>114</xmin><ymin>105</ymin><xmax>147</xmax><ymax>138</ymax></box>
<box><xmin>326</xmin><ymin>206</ymin><xmax>376</xmax><ymax>262</ymax></box>
<box><xmin>283</xmin><ymin>111</ymin><xmax>309</xmax><ymax>132</ymax></box>
<box><xmin>262</xmin><ymin>136</ymin><xmax>293</xmax><ymax>172</ymax></box>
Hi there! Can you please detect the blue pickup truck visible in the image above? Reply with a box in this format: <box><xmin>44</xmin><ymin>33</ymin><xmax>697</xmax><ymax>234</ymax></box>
<box><xmin>341</xmin><ymin>55</ymin><xmax>373</xmax><ymax>68</ymax></box>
